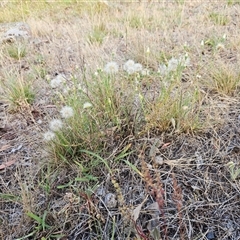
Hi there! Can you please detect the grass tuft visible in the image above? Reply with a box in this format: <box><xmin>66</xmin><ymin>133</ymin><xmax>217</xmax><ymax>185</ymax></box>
<box><xmin>0</xmin><ymin>73</ymin><xmax>35</xmax><ymax>111</ymax></box>
<box><xmin>207</xmin><ymin>63</ymin><xmax>240</xmax><ymax>96</ymax></box>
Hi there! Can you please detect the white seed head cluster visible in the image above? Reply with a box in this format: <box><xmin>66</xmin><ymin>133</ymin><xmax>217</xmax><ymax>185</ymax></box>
<box><xmin>158</xmin><ymin>54</ymin><xmax>190</xmax><ymax>76</ymax></box>
<box><xmin>43</xmin><ymin>106</ymin><xmax>74</xmax><ymax>141</ymax></box>
<box><xmin>83</xmin><ymin>102</ymin><xmax>93</xmax><ymax>109</ymax></box>
<box><xmin>43</xmin><ymin>131</ymin><xmax>55</xmax><ymax>141</ymax></box>
<box><xmin>141</xmin><ymin>68</ymin><xmax>150</xmax><ymax>76</ymax></box>
<box><xmin>123</xmin><ymin>60</ymin><xmax>143</xmax><ymax>74</ymax></box>
<box><xmin>50</xmin><ymin>74</ymin><xmax>66</xmax><ymax>88</ymax></box>
<box><xmin>49</xmin><ymin>119</ymin><xmax>63</xmax><ymax>132</ymax></box>
<box><xmin>158</xmin><ymin>64</ymin><xmax>168</xmax><ymax>76</ymax></box>
<box><xmin>104</xmin><ymin>61</ymin><xmax>119</xmax><ymax>74</ymax></box>
<box><xmin>60</xmin><ymin>106</ymin><xmax>74</xmax><ymax>119</ymax></box>
<box><xmin>168</xmin><ymin>57</ymin><xmax>179</xmax><ymax>72</ymax></box>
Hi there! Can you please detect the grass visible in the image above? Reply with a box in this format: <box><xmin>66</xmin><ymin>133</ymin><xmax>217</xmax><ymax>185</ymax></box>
<box><xmin>209</xmin><ymin>12</ymin><xmax>229</xmax><ymax>26</ymax></box>
<box><xmin>88</xmin><ymin>23</ymin><xmax>108</xmax><ymax>45</ymax></box>
<box><xmin>209</xmin><ymin>63</ymin><xmax>240</xmax><ymax>96</ymax></box>
<box><xmin>0</xmin><ymin>72</ymin><xmax>35</xmax><ymax>111</ymax></box>
<box><xmin>1</xmin><ymin>1</ymin><xmax>240</xmax><ymax>240</ymax></box>
<box><xmin>4</xmin><ymin>43</ymin><xmax>27</xmax><ymax>59</ymax></box>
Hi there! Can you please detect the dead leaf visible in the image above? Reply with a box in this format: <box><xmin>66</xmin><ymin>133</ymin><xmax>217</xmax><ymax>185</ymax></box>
<box><xmin>0</xmin><ymin>145</ymin><xmax>11</xmax><ymax>151</ymax></box>
<box><xmin>161</xmin><ymin>142</ymin><xmax>171</xmax><ymax>149</ymax></box>
<box><xmin>132</xmin><ymin>196</ymin><xmax>148</xmax><ymax>221</ymax></box>
<box><xmin>0</xmin><ymin>159</ymin><xmax>16</xmax><ymax>170</ymax></box>
<box><xmin>146</xmin><ymin>201</ymin><xmax>160</xmax><ymax>212</ymax></box>
<box><xmin>132</xmin><ymin>203</ymin><xmax>143</xmax><ymax>222</ymax></box>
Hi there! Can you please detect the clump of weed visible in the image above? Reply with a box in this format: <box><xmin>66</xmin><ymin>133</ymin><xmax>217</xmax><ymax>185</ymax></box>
<box><xmin>0</xmin><ymin>73</ymin><xmax>35</xmax><ymax>111</ymax></box>
<box><xmin>145</xmin><ymin>88</ymin><xmax>202</xmax><ymax>134</ymax></box>
<box><xmin>207</xmin><ymin>63</ymin><xmax>240</xmax><ymax>96</ymax></box>
<box><xmin>145</xmin><ymin>54</ymin><xmax>202</xmax><ymax>134</ymax></box>
<box><xmin>227</xmin><ymin>0</ymin><xmax>240</xmax><ymax>5</ymax></box>
<box><xmin>201</xmin><ymin>34</ymin><xmax>227</xmax><ymax>53</ymax></box>
<box><xmin>209</xmin><ymin>12</ymin><xmax>229</xmax><ymax>26</ymax></box>
<box><xmin>43</xmin><ymin>65</ymin><xmax>141</xmax><ymax>166</ymax></box>
<box><xmin>88</xmin><ymin>23</ymin><xmax>108</xmax><ymax>45</ymax></box>
<box><xmin>4</xmin><ymin>42</ymin><xmax>27</xmax><ymax>60</ymax></box>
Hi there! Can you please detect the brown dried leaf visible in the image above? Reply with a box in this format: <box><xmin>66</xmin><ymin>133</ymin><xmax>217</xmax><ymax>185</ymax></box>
<box><xmin>0</xmin><ymin>158</ymin><xmax>16</xmax><ymax>170</ymax></box>
<box><xmin>0</xmin><ymin>144</ymin><xmax>11</xmax><ymax>151</ymax></box>
<box><xmin>132</xmin><ymin>196</ymin><xmax>147</xmax><ymax>222</ymax></box>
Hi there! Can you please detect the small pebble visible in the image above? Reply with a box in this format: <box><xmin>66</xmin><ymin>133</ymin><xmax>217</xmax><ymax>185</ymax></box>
<box><xmin>206</xmin><ymin>231</ymin><xmax>215</xmax><ymax>240</ymax></box>
<box><xmin>104</xmin><ymin>193</ymin><xmax>117</xmax><ymax>209</ymax></box>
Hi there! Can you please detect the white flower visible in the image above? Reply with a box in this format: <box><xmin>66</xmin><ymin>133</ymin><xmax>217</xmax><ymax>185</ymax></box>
<box><xmin>158</xmin><ymin>64</ymin><xmax>168</xmax><ymax>76</ymax></box>
<box><xmin>179</xmin><ymin>54</ymin><xmax>190</xmax><ymax>67</ymax></box>
<box><xmin>83</xmin><ymin>102</ymin><xmax>93</xmax><ymax>109</ymax></box>
<box><xmin>63</xmin><ymin>86</ymin><xmax>71</xmax><ymax>95</ymax></box>
<box><xmin>104</xmin><ymin>61</ymin><xmax>119</xmax><ymax>74</ymax></box>
<box><xmin>126</xmin><ymin>66</ymin><xmax>136</xmax><ymax>74</ymax></box>
<box><xmin>216</xmin><ymin>43</ymin><xmax>225</xmax><ymax>50</ymax></box>
<box><xmin>123</xmin><ymin>60</ymin><xmax>135</xmax><ymax>71</ymax></box>
<box><xmin>168</xmin><ymin>57</ymin><xmax>179</xmax><ymax>72</ymax></box>
<box><xmin>60</xmin><ymin>106</ymin><xmax>74</xmax><ymax>119</ymax></box>
<box><xmin>134</xmin><ymin>63</ymin><xmax>143</xmax><ymax>72</ymax></box>
<box><xmin>50</xmin><ymin>74</ymin><xmax>65</xmax><ymax>88</ymax></box>
<box><xmin>124</xmin><ymin>60</ymin><xmax>143</xmax><ymax>74</ymax></box>
<box><xmin>45</xmin><ymin>74</ymin><xmax>51</xmax><ymax>81</ymax></box>
<box><xmin>77</xmin><ymin>84</ymin><xmax>87</xmax><ymax>93</ymax></box>
<box><xmin>43</xmin><ymin>131</ymin><xmax>55</xmax><ymax>141</ymax></box>
<box><xmin>49</xmin><ymin>119</ymin><xmax>63</xmax><ymax>132</ymax></box>
<box><xmin>141</xmin><ymin>68</ymin><xmax>150</xmax><ymax>76</ymax></box>
<box><xmin>50</xmin><ymin>78</ymin><xmax>62</xmax><ymax>88</ymax></box>
<box><xmin>196</xmin><ymin>74</ymin><xmax>202</xmax><ymax>79</ymax></box>
<box><xmin>183</xmin><ymin>56</ymin><xmax>190</xmax><ymax>66</ymax></box>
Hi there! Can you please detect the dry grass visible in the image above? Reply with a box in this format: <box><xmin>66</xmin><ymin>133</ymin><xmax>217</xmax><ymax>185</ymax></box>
<box><xmin>0</xmin><ymin>1</ymin><xmax>240</xmax><ymax>240</ymax></box>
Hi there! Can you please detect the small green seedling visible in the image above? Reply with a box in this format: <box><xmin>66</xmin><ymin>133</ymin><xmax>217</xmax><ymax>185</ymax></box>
<box><xmin>227</xmin><ymin>161</ymin><xmax>240</xmax><ymax>181</ymax></box>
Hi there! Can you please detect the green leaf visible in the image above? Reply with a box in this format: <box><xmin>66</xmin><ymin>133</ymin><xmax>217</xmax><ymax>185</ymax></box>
<box><xmin>75</xmin><ymin>175</ymin><xmax>98</xmax><ymax>182</ymax></box>
<box><xmin>16</xmin><ymin>230</ymin><xmax>37</xmax><ymax>240</ymax></box>
<box><xmin>26</xmin><ymin>211</ymin><xmax>51</xmax><ymax>229</ymax></box>
<box><xmin>79</xmin><ymin>149</ymin><xmax>112</xmax><ymax>173</ymax></box>
<box><xmin>57</xmin><ymin>180</ymin><xmax>73</xmax><ymax>189</ymax></box>
<box><xmin>122</xmin><ymin>159</ymin><xmax>143</xmax><ymax>177</ymax></box>
<box><xmin>0</xmin><ymin>193</ymin><xmax>20</xmax><ymax>201</ymax></box>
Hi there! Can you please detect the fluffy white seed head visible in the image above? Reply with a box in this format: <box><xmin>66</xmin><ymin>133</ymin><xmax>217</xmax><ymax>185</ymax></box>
<box><xmin>50</xmin><ymin>74</ymin><xmax>65</xmax><ymax>88</ymax></box>
<box><xmin>158</xmin><ymin>64</ymin><xmax>168</xmax><ymax>76</ymax></box>
<box><xmin>104</xmin><ymin>62</ymin><xmax>119</xmax><ymax>74</ymax></box>
<box><xmin>50</xmin><ymin>78</ymin><xmax>62</xmax><ymax>88</ymax></box>
<box><xmin>83</xmin><ymin>102</ymin><xmax>93</xmax><ymax>109</ymax></box>
<box><xmin>179</xmin><ymin>54</ymin><xmax>191</xmax><ymax>67</ymax></box>
<box><xmin>126</xmin><ymin>66</ymin><xmax>136</xmax><ymax>74</ymax></box>
<box><xmin>49</xmin><ymin>119</ymin><xmax>63</xmax><ymax>132</ymax></box>
<box><xmin>134</xmin><ymin>63</ymin><xmax>143</xmax><ymax>72</ymax></box>
<box><xmin>141</xmin><ymin>69</ymin><xmax>150</xmax><ymax>76</ymax></box>
<box><xmin>60</xmin><ymin>106</ymin><xmax>74</xmax><ymax>119</ymax></box>
<box><xmin>123</xmin><ymin>59</ymin><xmax>135</xmax><ymax>70</ymax></box>
<box><xmin>168</xmin><ymin>57</ymin><xmax>179</xmax><ymax>72</ymax></box>
<box><xmin>43</xmin><ymin>131</ymin><xmax>55</xmax><ymax>141</ymax></box>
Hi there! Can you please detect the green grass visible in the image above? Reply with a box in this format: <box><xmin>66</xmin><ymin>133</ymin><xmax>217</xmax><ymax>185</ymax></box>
<box><xmin>0</xmin><ymin>1</ymin><xmax>109</xmax><ymax>23</ymax></box>
<box><xmin>208</xmin><ymin>63</ymin><xmax>240</xmax><ymax>96</ymax></box>
<box><xmin>88</xmin><ymin>23</ymin><xmax>108</xmax><ymax>45</ymax></box>
<box><xmin>0</xmin><ymin>73</ymin><xmax>35</xmax><ymax>111</ymax></box>
<box><xmin>4</xmin><ymin>43</ymin><xmax>27</xmax><ymax>59</ymax></box>
<box><xmin>209</xmin><ymin>12</ymin><xmax>229</xmax><ymax>26</ymax></box>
